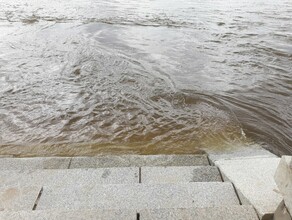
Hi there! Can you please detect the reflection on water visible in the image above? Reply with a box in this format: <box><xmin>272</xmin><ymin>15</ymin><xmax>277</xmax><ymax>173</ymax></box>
<box><xmin>0</xmin><ymin>0</ymin><xmax>291</xmax><ymax>156</ymax></box>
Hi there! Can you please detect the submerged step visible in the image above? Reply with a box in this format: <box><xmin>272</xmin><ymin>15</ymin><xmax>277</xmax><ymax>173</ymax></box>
<box><xmin>69</xmin><ymin>154</ymin><xmax>209</xmax><ymax>168</ymax></box>
<box><xmin>0</xmin><ymin>155</ymin><xmax>209</xmax><ymax>170</ymax></box>
<box><xmin>36</xmin><ymin>182</ymin><xmax>239</xmax><ymax>210</ymax></box>
<box><xmin>0</xmin><ymin>168</ymin><xmax>139</xmax><ymax>188</ymax></box>
<box><xmin>139</xmin><ymin>206</ymin><xmax>259</xmax><ymax>220</ymax></box>
<box><xmin>0</xmin><ymin>157</ymin><xmax>71</xmax><ymax>170</ymax></box>
<box><xmin>141</xmin><ymin>166</ymin><xmax>222</xmax><ymax>183</ymax></box>
<box><xmin>0</xmin><ymin>209</ymin><xmax>136</xmax><ymax>220</ymax></box>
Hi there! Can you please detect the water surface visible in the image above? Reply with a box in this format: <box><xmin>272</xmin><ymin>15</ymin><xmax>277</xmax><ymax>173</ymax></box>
<box><xmin>0</xmin><ymin>0</ymin><xmax>291</xmax><ymax>156</ymax></box>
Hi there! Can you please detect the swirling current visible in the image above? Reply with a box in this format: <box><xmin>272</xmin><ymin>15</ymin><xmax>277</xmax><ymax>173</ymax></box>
<box><xmin>0</xmin><ymin>0</ymin><xmax>291</xmax><ymax>156</ymax></box>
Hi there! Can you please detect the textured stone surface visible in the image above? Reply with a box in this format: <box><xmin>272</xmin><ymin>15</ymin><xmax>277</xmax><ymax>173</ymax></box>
<box><xmin>208</xmin><ymin>146</ymin><xmax>276</xmax><ymax>164</ymax></box>
<box><xmin>0</xmin><ymin>210</ymin><xmax>137</xmax><ymax>220</ymax></box>
<box><xmin>0</xmin><ymin>168</ymin><xmax>139</xmax><ymax>188</ymax></box>
<box><xmin>0</xmin><ymin>186</ymin><xmax>41</xmax><ymax>211</ymax></box>
<box><xmin>37</xmin><ymin>182</ymin><xmax>239</xmax><ymax>210</ymax></box>
<box><xmin>0</xmin><ymin>157</ymin><xmax>71</xmax><ymax>170</ymax></box>
<box><xmin>141</xmin><ymin>166</ymin><xmax>221</xmax><ymax>183</ymax></box>
<box><xmin>140</xmin><ymin>206</ymin><xmax>259</xmax><ymax>220</ymax></box>
<box><xmin>69</xmin><ymin>155</ymin><xmax>209</xmax><ymax>168</ymax></box>
<box><xmin>275</xmin><ymin>156</ymin><xmax>292</xmax><ymax>216</ymax></box>
<box><xmin>274</xmin><ymin>200</ymin><xmax>292</xmax><ymax>220</ymax></box>
<box><xmin>216</xmin><ymin>157</ymin><xmax>281</xmax><ymax>219</ymax></box>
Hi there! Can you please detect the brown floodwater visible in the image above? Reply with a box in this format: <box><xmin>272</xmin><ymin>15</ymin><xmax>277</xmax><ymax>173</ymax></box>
<box><xmin>0</xmin><ymin>0</ymin><xmax>291</xmax><ymax>157</ymax></box>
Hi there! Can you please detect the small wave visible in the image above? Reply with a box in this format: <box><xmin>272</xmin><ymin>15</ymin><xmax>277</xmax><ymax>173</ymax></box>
<box><xmin>2</xmin><ymin>13</ymin><xmax>198</xmax><ymax>28</ymax></box>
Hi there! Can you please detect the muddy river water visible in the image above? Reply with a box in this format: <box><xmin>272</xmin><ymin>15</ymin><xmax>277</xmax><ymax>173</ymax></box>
<box><xmin>0</xmin><ymin>0</ymin><xmax>291</xmax><ymax>156</ymax></box>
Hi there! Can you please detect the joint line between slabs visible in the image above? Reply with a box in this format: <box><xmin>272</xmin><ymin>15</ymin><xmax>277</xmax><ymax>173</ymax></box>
<box><xmin>68</xmin><ymin>158</ymin><xmax>73</xmax><ymax>169</ymax></box>
<box><xmin>231</xmin><ymin>182</ymin><xmax>243</xmax><ymax>205</ymax></box>
<box><xmin>206</xmin><ymin>155</ymin><xmax>213</xmax><ymax>166</ymax></box>
<box><xmin>139</xmin><ymin>167</ymin><xmax>141</xmax><ymax>183</ymax></box>
<box><xmin>216</xmin><ymin>166</ymin><xmax>225</xmax><ymax>182</ymax></box>
<box><xmin>32</xmin><ymin>187</ymin><xmax>43</xmax><ymax>210</ymax></box>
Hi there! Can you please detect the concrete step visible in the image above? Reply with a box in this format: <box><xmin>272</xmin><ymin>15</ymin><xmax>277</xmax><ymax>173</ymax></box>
<box><xmin>0</xmin><ymin>209</ymin><xmax>136</xmax><ymax>220</ymax></box>
<box><xmin>0</xmin><ymin>206</ymin><xmax>258</xmax><ymax>220</ymax></box>
<box><xmin>0</xmin><ymin>157</ymin><xmax>71</xmax><ymax>170</ymax></box>
<box><xmin>0</xmin><ymin>155</ymin><xmax>209</xmax><ymax>170</ymax></box>
<box><xmin>141</xmin><ymin>166</ymin><xmax>222</xmax><ymax>183</ymax></box>
<box><xmin>140</xmin><ymin>206</ymin><xmax>259</xmax><ymax>220</ymax></box>
<box><xmin>69</xmin><ymin>154</ymin><xmax>209</xmax><ymax>168</ymax></box>
<box><xmin>0</xmin><ymin>186</ymin><xmax>41</xmax><ymax>211</ymax></box>
<box><xmin>0</xmin><ymin>168</ymin><xmax>139</xmax><ymax>187</ymax></box>
<box><xmin>36</xmin><ymin>182</ymin><xmax>239</xmax><ymax>210</ymax></box>
<box><xmin>0</xmin><ymin>166</ymin><xmax>221</xmax><ymax>188</ymax></box>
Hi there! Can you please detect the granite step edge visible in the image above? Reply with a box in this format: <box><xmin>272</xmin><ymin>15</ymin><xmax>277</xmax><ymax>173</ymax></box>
<box><xmin>36</xmin><ymin>182</ymin><xmax>239</xmax><ymax>210</ymax></box>
<box><xmin>0</xmin><ymin>154</ymin><xmax>210</xmax><ymax>170</ymax></box>
<box><xmin>0</xmin><ymin>206</ymin><xmax>258</xmax><ymax>220</ymax></box>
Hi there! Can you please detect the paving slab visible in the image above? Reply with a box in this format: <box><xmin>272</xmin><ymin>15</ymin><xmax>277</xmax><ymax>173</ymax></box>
<box><xmin>208</xmin><ymin>146</ymin><xmax>276</xmax><ymax>164</ymax></box>
<box><xmin>215</xmin><ymin>157</ymin><xmax>282</xmax><ymax>219</ymax></box>
<box><xmin>274</xmin><ymin>156</ymin><xmax>292</xmax><ymax>216</ymax></box>
<box><xmin>0</xmin><ymin>157</ymin><xmax>71</xmax><ymax>170</ymax></box>
<box><xmin>0</xmin><ymin>186</ymin><xmax>41</xmax><ymax>211</ymax></box>
<box><xmin>141</xmin><ymin>166</ymin><xmax>221</xmax><ymax>183</ymax></box>
<box><xmin>36</xmin><ymin>182</ymin><xmax>239</xmax><ymax>210</ymax></box>
<box><xmin>0</xmin><ymin>168</ymin><xmax>139</xmax><ymax>188</ymax></box>
<box><xmin>139</xmin><ymin>206</ymin><xmax>259</xmax><ymax>220</ymax></box>
<box><xmin>0</xmin><ymin>210</ymin><xmax>137</xmax><ymax>220</ymax></box>
<box><xmin>69</xmin><ymin>155</ymin><xmax>209</xmax><ymax>168</ymax></box>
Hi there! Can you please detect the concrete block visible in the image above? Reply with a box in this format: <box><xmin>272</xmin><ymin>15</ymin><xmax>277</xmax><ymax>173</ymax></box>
<box><xmin>215</xmin><ymin>157</ymin><xmax>282</xmax><ymax>219</ymax></box>
<box><xmin>0</xmin><ymin>186</ymin><xmax>41</xmax><ymax>211</ymax></box>
<box><xmin>70</xmin><ymin>155</ymin><xmax>209</xmax><ymax>168</ymax></box>
<box><xmin>0</xmin><ymin>209</ymin><xmax>137</xmax><ymax>220</ymax></box>
<box><xmin>139</xmin><ymin>205</ymin><xmax>259</xmax><ymax>220</ymax></box>
<box><xmin>0</xmin><ymin>157</ymin><xmax>71</xmax><ymax>170</ymax></box>
<box><xmin>274</xmin><ymin>200</ymin><xmax>292</xmax><ymax>220</ymax></box>
<box><xmin>141</xmin><ymin>166</ymin><xmax>221</xmax><ymax>183</ymax></box>
<box><xmin>275</xmin><ymin>156</ymin><xmax>292</xmax><ymax>216</ymax></box>
<box><xmin>36</xmin><ymin>182</ymin><xmax>239</xmax><ymax>210</ymax></box>
<box><xmin>0</xmin><ymin>167</ymin><xmax>139</xmax><ymax>188</ymax></box>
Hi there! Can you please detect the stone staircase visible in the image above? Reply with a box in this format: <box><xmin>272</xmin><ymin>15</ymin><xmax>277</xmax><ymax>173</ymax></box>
<box><xmin>0</xmin><ymin>155</ymin><xmax>260</xmax><ymax>219</ymax></box>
